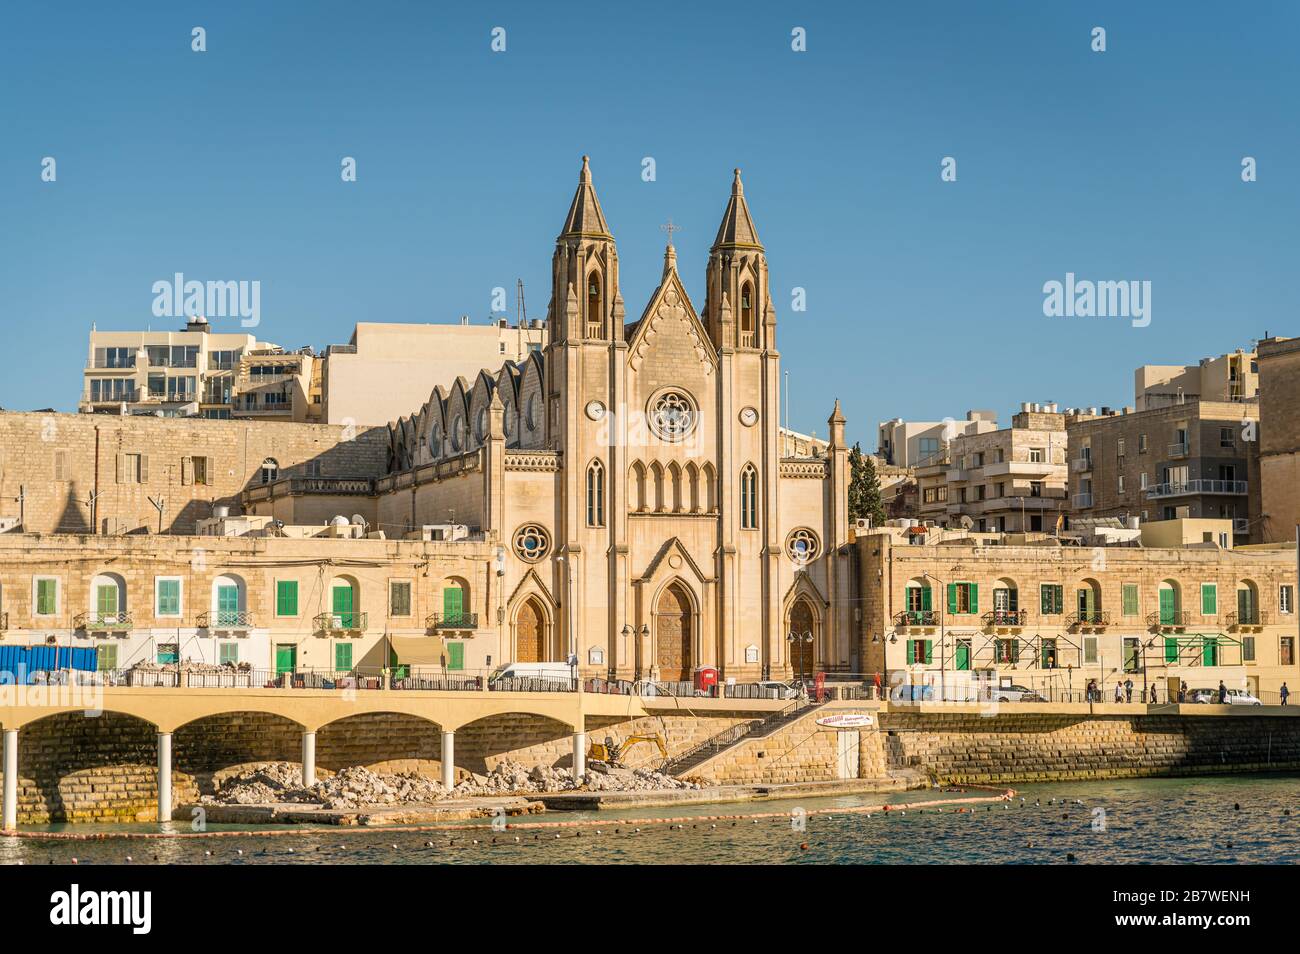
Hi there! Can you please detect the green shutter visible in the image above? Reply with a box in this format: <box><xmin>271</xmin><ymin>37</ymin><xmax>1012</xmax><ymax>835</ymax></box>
<box><xmin>1040</xmin><ymin>585</ymin><xmax>1051</xmax><ymax>614</ymax></box>
<box><xmin>443</xmin><ymin>586</ymin><xmax>464</xmax><ymax>618</ymax></box>
<box><xmin>157</xmin><ymin>579</ymin><xmax>180</xmax><ymax>616</ymax></box>
<box><xmin>924</xmin><ymin>640</ymin><xmax>933</xmax><ymax>664</ymax></box>
<box><xmin>448</xmin><ymin>642</ymin><xmax>465</xmax><ymax>671</ymax></box>
<box><xmin>906</xmin><ymin>640</ymin><xmax>916</xmax><ymax>664</ymax></box>
<box><xmin>920</xmin><ymin>585</ymin><xmax>932</xmax><ymax>612</ymax></box>
<box><xmin>219</xmin><ymin>642</ymin><xmax>239</xmax><ymax>665</ymax></box>
<box><xmin>1201</xmin><ymin>584</ymin><xmax>1216</xmax><ymax>616</ymax></box>
<box><xmin>96</xmin><ymin>584</ymin><xmax>118</xmax><ymax>616</ymax></box>
<box><xmin>1159</xmin><ymin>588</ymin><xmax>1175</xmax><ymax>624</ymax></box>
<box><xmin>1165</xmin><ymin>637</ymin><xmax>1179</xmax><ymax>663</ymax></box>
<box><xmin>969</xmin><ymin>584</ymin><xmax>978</xmax><ymax>615</ymax></box>
<box><xmin>97</xmin><ymin>644</ymin><xmax>118</xmax><ymax>670</ymax></box>
<box><xmin>1122</xmin><ymin>584</ymin><xmax>1138</xmax><ymax>617</ymax></box>
<box><xmin>334</xmin><ymin>642</ymin><xmax>353</xmax><ymax>671</ymax></box>
<box><xmin>947</xmin><ymin>584</ymin><xmax>958</xmax><ymax>615</ymax></box>
<box><xmin>36</xmin><ymin>579</ymin><xmax>57</xmax><ymax>615</ymax></box>
<box><xmin>1202</xmin><ymin>636</ymin><xmax>1218</xmax><ymax>667</ymax></box>
<box><xmin>276</xmin><ymin>580</ymin><xmax>298</xmax><ymax>617</ymax></box>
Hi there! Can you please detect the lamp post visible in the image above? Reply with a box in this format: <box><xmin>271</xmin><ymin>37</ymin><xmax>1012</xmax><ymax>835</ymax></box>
<box><xmin>787</xmin><ymin>629</ymin><xmax>813</xmax><ymax>690</ymax></box>
<box><xmin>923</xmin><ymin>571</ymin><xmax>949</xmax><ymax>702</ymax></box>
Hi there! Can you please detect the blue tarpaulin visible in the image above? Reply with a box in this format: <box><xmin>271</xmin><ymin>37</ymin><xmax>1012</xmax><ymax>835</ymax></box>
<box><xmin>0</xmin><ymin>645</ymin><xmax>98</xmax><ymax>684</ymax></box>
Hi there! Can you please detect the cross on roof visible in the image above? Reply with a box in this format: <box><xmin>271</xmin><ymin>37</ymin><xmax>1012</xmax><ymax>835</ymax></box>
<box><xmin>660</xmin><ymin>218</ymin><xmax>681</xmax><ymax>246</ymax></box>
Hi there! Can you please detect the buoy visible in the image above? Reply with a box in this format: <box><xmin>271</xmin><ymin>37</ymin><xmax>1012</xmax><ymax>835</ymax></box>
<box><xmin>1067</xmin><ymin>853</ymin><xmax>1077</xmax><ymax>863</ymax></box>
<box><xmin>800</xmin><ymin>842</ymin><xmax>808</xmax><ymax>851</ymax></box>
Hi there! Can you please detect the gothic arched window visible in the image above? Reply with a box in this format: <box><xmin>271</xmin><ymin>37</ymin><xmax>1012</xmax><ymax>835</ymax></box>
<box><xmin>586</xmin><ymin>459</ymin><xmax>605</xmax><ymax>527</ymax></box>
<box><xmin>586</xmin><ymin>271</ymin><xmax>603</xmax><ymax>338</ymax></box>
<box><xmin>740</xmin><ymin>464</ymin><xmax>759</xmax><ymax>529</ymax></box>
<box><xmin>739</xmin><ymin>282</ymin><xmax>755</xmax><ymax>347</ymax></box>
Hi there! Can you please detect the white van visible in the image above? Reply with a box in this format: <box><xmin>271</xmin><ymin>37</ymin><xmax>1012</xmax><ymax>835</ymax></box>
<box><xmin>488</xmin><ymin>662</ymin><xmax>576</xmax><ymax>687</ymax></box>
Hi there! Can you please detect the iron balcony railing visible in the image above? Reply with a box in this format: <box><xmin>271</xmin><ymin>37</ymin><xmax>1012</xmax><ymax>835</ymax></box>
<box><xmin>197</xmin><ymin>610</ymin><xmax>255</xmax><ymax>630</ymax></box>
<box><xmin>75</xmin><ymin>612</ymin><xmax>133</xmax><ymax>631</ymax></box>
<box><xmin>1168</xmin><ymin>441</ymin><xmax>1190</xmax><ymax>458</ymax></box>
<box><xmin>1072</xmin><ymin>492</ymin><xmax>1094</xmax><ymax>508</ymax></box>
<box><xmin>1066</xmin><ymin>610</ymin><xmax>1111</xmax><ymax>628</ymax></box>
<box><xmin>426</xmin><ymin>612</ymin><xmax>478</xmax><ymax>631</ymax></box>
<box><xmin>894</xmin><ymin>610</ymin><xmax>939</xmax><ymax>627</ymax></box>
<box><xmin>1146</xmin><ymin>479</ymin><xmax>1247</xmax><ymax>499</ymax></box>
<box><xmin>982</xmin><ymin>609</ymin><xmax>1027</xmax><ymax>628</ymax></box>
<box><xmin>313</xmin><ymin>611</ymin><xmax>368</xmax><ymax>633</ymax></box>
<box><xmin>1226</xmin><ymin>610</ymin><xmax>1269</xmax><ymax>629</ymax></box>
<box><xmin>1147</xmin><ymin>610</ymin><xmax>1190</xmax><ymax>629</ymax></box>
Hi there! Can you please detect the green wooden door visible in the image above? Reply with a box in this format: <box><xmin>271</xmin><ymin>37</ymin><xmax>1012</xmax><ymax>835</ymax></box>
<box><xmin>96</xmin><ymin>584</ymin><xmax>118</xmax><ymax>618</ymax></box>
<box><xmin>332</xmin><ymin>585</ymin><xmax>354</xmax><ymax>628</ymax></box>
<box><xmin>275</xmin><ymin>644</ymin><xmax>296</xmax><ymax>674</ymax></box>
<box><xmin>1238</xmin><ymin>587</ymin><xmax>1255</xmax><ymax>625</ymax></box>
<box><xmin>443</xmin><ymin>586</ymin><xmax>464</xmax><ymax>623</ymax></box>
<box><xmin>217</xmin><ymin>585</ymin><xmax>239</xmax><ymax>625</ymax></box>
<box><xmin>1159</xmin><ymin>588</ymin><xmax>1176</xmax><ymax>625</ymax></box>
<box><xmin>1202</xmin><ymin>636</ymin><xmax>1218</xmax><ymax>667</ymax></box>
<box><xmin>447</xmin><ymin>642</ymin><xmax>465</xmax><ymax>671</ymax></box>
<box><xmin>334</xmin><ymin>642</ymin><xmax>352</xmax><ymax>672</ymax></box>
<box><xmin>955</xmin><ymin>641</ymin><xmax>970</xmax><ymax>671</ymax></box>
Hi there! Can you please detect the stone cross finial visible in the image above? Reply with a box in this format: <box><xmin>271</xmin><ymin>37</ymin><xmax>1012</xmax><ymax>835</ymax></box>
<box><xmin>660</xmin><ymin>218</ymin><xmax>681</xmax><ymax>246</ymax></box>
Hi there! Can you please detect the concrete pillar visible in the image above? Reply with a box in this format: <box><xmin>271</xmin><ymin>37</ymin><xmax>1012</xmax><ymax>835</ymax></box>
<box><xmin>157</xmin><ymin>732</ymin><xmax>172</xmax><ymax>824</ymax></box>
<box><xmin>573</xmin><ymin>731</ymin><xmax>587</xmax><ymax>782</ymax></box>
<box><xmin>2</xmin><ymin>729</ymin><xmax>17</xmax><ymax>831</ymax></box>
<box><xmin>440</xmin><ymin>730</ymin><xmax>455</xmax><ymax>789</ymax></box>
<box><xmin>301</xmin><ymin>731</ymin><xmax>317</xmax><ymax>786</ymax></box>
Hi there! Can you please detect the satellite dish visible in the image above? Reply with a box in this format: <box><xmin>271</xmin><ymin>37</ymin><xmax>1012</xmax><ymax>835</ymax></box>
<box><xmin>331</xmin><ymin>515</ymin><xmax>350</xmax><ymax>527</ymax></box>
<box><xmin>351</xmin><ymin>514</ymin><xmax>368</xmax><ymax>527</ymax></box>
<box><xmin>958</xmin><ymin>515</ymin><xmax>975</xmax><ymax>530</ymax></box>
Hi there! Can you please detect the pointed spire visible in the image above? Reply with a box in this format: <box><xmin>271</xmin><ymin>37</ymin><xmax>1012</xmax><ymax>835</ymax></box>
<box><xmin>559</xmin><ymin>155</ymin><xmax>612</xmax><ymax>239</ymax></box>
<box><xmin>662</xmin><ymin>242</ymin><xmax>677</xmax><ymax>279</ymax></box>
<box><xmin>712</xmin><ymin>167</ymin><xmax>762</xmax><ymax>250</ymax></box>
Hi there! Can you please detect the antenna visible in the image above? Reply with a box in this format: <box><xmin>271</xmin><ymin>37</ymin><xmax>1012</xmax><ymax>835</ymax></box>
<box><xmin>516</xmin><ymin>279</ymin><xmax>527</xmax><ymax>325</ymax></box>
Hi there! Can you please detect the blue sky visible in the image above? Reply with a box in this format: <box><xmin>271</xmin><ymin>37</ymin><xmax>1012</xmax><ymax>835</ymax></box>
<box><xmin>2</xmin><ymin>1</ymin><xmax>1296</xmax><ymax>446</ymax></box>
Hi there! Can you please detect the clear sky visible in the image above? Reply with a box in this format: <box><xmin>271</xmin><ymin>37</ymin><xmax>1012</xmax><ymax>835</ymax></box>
<box><xmin>2</xmin><ymin>1</ymin><xmax>1295</xmax><ymax>446</ymax></box>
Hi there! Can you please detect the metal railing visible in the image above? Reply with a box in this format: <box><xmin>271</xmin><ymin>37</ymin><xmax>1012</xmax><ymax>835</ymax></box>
<box><xmin>312</xmin><ymin>611</ymin><xmax>368</xmax><ymax>633</ymax></box>
<box><xmin>1070</xmin><ymin>457</ymin><xmax>1091</xmax><ymax>473</ymax></box>
<box><xmin>197</xmin><ymin>610</ymin><xmax>255</xmax><ymax>630</ymax></box>
<box><xmin>1226</xmin><ymin>610</ymin><xmax>1269</xmax><ymax>629</ymax></box>
<box><xmin>1147</xmin><ymin>610</ymin><xmax>1190</xmax><ymax>629</ymax></box>
<box><xmin>427</xmin><ymin>612</ymin><xmax>479</xmax><ymax>630</ymax></box>
<box><xmin>982</xmin><ymin>609</ymin><xmax>1026</xmax><ymax>628</ymax></box>
<box><xmin>1168</xmin><ymin>441</ymin><xmax>1189</xmax><ymax>458</ymax></box>
<box><xmin>1072</xmin><ymin>492</ymin><xmax>1093</xmax><ymax>508</ymax></box>
<box><xmin>1066</xmin><ymin>610</ymin><xmax>1111</xmax><ymax>628</ymax></box>
<box><xmin>1146</xmin><ymin>478</ymin><xmax>1247</xmax><ymax>499</ymax></box>
<box><xmin>74</xmin><ymin>612</ymin><xmax>134</xmax><ymax>631</ymax></box>
<box><xmin>894</xmin><ymin>610</ymin><xmax>939</xmax><ymax>627</ymax></box>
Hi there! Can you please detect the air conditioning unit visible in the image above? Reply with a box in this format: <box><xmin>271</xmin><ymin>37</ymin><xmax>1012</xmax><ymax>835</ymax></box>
<box><xmin>854</xmin><ymin>518</ymin><xmax>872</xmax><ymax>532</ymax></box>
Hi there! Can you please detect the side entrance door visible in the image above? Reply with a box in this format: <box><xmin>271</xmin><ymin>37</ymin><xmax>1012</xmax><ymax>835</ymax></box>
<box><xmin>275</xmin><ymin>643</ymin><xmax>297</xmax><ymax>675</ymax></box>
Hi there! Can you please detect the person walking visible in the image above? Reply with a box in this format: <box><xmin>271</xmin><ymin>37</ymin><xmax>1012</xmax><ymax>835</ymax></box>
<box><xmin>1178</xmin><ymin>680</ymin><xmax>1188</xmax><ymax>704</ymax></box>
<box><xmin>1086</xmin><ymin>678</ymin><xmax>1097</xmax><ymax>703</ymax></box>
<box><xmin>1124</xmin><ymin>678</ymin><xmax>1134</xmax><ymax>703</ymax></box>
<box><xmin>1282</xmin><ymin>682</ymin><xmax>1290</xmax><ymax>706</ymax></box>
<box><xmin>1149</xmin><ymin>683</ymin><xmax>1157</xmax><ymax>704</ymax></box>
<box><xmin>1114</xmin><ymin>681</ymin><xmax>1124</xmax><ymax>703</ymax></box>
<box><xmin>1217</xmin><ymin>680</ymin><xmax>1227</xmax><ymax>704</ymax></box>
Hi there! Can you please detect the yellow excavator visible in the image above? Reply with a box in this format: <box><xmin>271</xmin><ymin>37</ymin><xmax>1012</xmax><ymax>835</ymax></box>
<box><xmin>587</xmin><ymin>733</ymin><xmax>668</xmax><ymax>769</ymax></box>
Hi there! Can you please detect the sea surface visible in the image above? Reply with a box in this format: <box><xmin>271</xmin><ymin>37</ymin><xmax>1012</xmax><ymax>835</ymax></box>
<box><xmin>2</xmin><ymin>775</ymin><xmax>1298</xmax><ymax>864</ymax></box>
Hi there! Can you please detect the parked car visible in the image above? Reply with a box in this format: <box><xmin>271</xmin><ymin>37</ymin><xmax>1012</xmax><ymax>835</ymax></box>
<box><xmin>1187</xmin><ymin>687</ymin><xmax>1262</xmax><ymax>705</ymax></box>
<box><xmin>992</xmin><ymin>685</ymin><xmax>1045</xmax><ymax>703</ymax></box>
<box><xmin>753</xmin><ymin>680</ymin><xmax>800</xmax><ymax>700</ymax></box>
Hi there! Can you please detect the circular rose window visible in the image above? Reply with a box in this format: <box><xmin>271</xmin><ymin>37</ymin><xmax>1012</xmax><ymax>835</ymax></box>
<box><xmin>513</xmin><ymin>524</ymin><xmax>551</xmax><ymax>562</ymax></box>
<box><xmin>785</xmin><ymin>528</ymin><xmax>821</xmax><ymax>564</ymax></box>
<box><xmin>647</xmin><ymin>389</ymin><xmax>697</xmax><ymax>442</ymax></box>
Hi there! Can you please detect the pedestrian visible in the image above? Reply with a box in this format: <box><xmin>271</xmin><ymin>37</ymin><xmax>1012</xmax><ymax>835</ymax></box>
<box><xmin>1178</xmin><ymin>680</ymin><xmax>1188</xmax><ymax>704</ymax></box>
<box><xmin>1124</xmin><ymin>678</ymin><xmax>1134</xmax><ymax>703</ymax></box>
<box><xmin>1218</xmin><ymin>680</ymin><xmax>1227</xmax><ymax>704</ymax></box>
<box><xmin>1149</xmin><ymin>683</ymin><xmax>1157</xmax><ymax>704</ymax></box>
<box><xmin>873</xmin><ymin>671</ymin><xmax>882</xmax><ymax>700</ymax></box>
<box><xmin>1282</xmin><ymin>682</ymin><xmax>1290</xmax><ymax>706</ymax></box>
<box><xmin>1086</xmin><ymin>678</ymin><xmax>1097</xmax><ymax>702</ymax></box>
<box><xmin>1114</xmin><ymin>681</ymin><xmax>1124</xmax><ymax>703</ymax></box>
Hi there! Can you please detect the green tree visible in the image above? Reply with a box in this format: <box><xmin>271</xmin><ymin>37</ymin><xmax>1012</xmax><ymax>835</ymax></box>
<box><xmin>848</xmin><ymin>442</ymin><xmax>885</xmax><ymax>526</ymax></box>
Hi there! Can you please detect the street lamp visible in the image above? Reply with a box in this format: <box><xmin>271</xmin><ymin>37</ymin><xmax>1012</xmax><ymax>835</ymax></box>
<box><xmin>787</xmin><ymin>629</ymin><xmax>813</xmax><ymax>688</ymax></box>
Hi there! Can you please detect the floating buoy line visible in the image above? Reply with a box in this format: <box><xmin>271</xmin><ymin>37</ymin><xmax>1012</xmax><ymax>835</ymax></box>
<box><xmin>0</xmin><ymin>785</ymin><xmax>1017</xmax><ymax>843</ymax></box>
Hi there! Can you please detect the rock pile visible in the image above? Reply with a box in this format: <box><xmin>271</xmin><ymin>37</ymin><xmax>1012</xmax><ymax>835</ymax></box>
<box><xmin>203</xmin><ymin>758</ymin><xmax>699</xmax><ymax>808</ymax></box>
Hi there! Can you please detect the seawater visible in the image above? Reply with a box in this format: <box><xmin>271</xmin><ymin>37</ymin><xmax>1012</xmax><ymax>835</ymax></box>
<box><xmin>2</xmin><ymin>775</ymin><xmax>1298</xmax><ymax>865</ymax></box>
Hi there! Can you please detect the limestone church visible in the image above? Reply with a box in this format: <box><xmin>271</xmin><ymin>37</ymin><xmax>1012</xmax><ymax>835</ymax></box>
<box><xmin>384</xmin><ymin>157</ymin><xmax>852</xmax><ymax>682</ymax></box>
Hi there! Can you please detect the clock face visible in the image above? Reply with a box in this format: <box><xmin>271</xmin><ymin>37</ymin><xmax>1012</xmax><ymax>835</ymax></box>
<box><xmin>739</xmin><ymin>406</ymin><xmax>759</xmax><ymax>427</ymax></box>
<box><xmin>585</xmin><ymin>400</ymin><xmax>606</xmax><ymax>421</ymax></box>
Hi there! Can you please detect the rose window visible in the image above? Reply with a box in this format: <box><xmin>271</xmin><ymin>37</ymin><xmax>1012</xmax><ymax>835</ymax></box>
<box><xmin>648</xmin><ymin>390</ymin><xmax>697</xmax><ymax>442</ymax></box>
<box><xmin>513</xmin><ymin>524</ymin><xmax>551</xmax><ymax>562</ymax></box>
<box><xmin>785</xmin><ymin>528</ymin><xmax>821</xmax><ymax>564</ymax></box>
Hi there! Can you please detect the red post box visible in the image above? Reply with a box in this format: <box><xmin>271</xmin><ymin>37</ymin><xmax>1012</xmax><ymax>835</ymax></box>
<box><xmin>694</xmin><ymin>666</ymin><xmax>719</xmax><ymax>696</ymax></box>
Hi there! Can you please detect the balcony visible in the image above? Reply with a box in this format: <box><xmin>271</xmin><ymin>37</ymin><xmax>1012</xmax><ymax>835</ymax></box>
<box><xmin>1147</xmin><ymin>610</ymin><xmax>1190</xmax><ymax>631</ymax></box>
<box><xmin>427</xmin><ymin>612</ymin><xmax>479</xmax><ymax>631</ymax></box>
<box><xmin>1072</xmin><ymin>492</ymin><xmax>1093</xmax><ymax>509</ymax></box>
<box><xmin>1070</xmin><ymin>457</ymin><xmax>1092</xmax><ymax>473</ymax></box>
<box><xmin>75</xmin><ymin>612</ymin><xmax>133</xmax><ymax>632</ymax></box>
<box><xmin>1226</xmin><ymin>611</ymin><xmax>1268</xmax><ymax>631</ymax></box>
<box><xmin>981</xmin><ymin>609</ymin><xmax>1026</xmax><ymax>630</ymax></box>
<box><xmin>1066</xmin><ymin>610</ymin><xmax>1110</xmax><ymax>630</ymax></box>
<box><xmin>313</xmin><ymin>612</ymin><xmax>368</xmax><ymax>634</ymax></box>
<box><xmin>893</xmin><ymin>610</ymin><xmax>938</xmax><ymax>629</ymax></box>
<box><xmin>1145</xmin><ymin>479</ymin><xmax>1247</xmax><ymax>499</ymax></box>
<box><xmin>198</xmin><ymin>610</ymin><xmax>255</xmax><ymax>632</ymax></box>
<box><xmin>1233</xmin><ymin>518</ymin><xmax>1250</xmax><ymax>535</ymax></box>
<box><xmin>1167</xmin><ymin>442</ymin><xmax>1189</xmax><ymax>459</ymax></box>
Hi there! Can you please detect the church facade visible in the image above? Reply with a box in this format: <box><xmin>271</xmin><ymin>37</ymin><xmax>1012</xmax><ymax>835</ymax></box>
<box><xmin>383</xmin><ymin>158</ymin><xmax>852</xmax><ymax>682</ymax></box>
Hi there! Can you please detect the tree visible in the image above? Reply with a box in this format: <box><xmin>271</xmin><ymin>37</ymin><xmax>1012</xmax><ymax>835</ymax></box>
<box><xmin>848</xmin><ymin>442</ymin><xmax>885</xmax><ymax>527</ymax></box>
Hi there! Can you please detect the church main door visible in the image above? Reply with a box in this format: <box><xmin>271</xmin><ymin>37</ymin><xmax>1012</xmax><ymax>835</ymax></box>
<box><xmin>516</xmin><ymin>598</ymin><xmax>545</xmax><ymax>662</ymax></box>
<box><xmin>655</xmin><ymin>583</ymin><xmax>693</xmax><ymax>682</ymax></box>
<box><xmin>789</xmin><ymin>599</ymin><xmax>817</xmax><ymax>680</ymax></box>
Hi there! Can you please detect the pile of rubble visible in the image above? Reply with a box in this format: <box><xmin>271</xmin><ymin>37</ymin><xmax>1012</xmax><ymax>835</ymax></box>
<box><xmin>202</xmin><ymin>758</ymin><xmax>699</xmax><ymax>808</ymax></box>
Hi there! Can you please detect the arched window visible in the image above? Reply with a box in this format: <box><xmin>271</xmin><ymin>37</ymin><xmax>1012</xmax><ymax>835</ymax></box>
<box><xmin>586</xmin><ymin>459</ymin><xmax>605</xmax><ymax>527</ymax></box>
<box><xmin>739</xmin><ymin>282</ymin><xmax>754</xmax><ymax>347</ymax></box>
<box><xmin>260</xmin><ymin>458</ymin><xmax>278</xmax><ymax>484</ymax></box>
<box><xmin>631</xmin><ymin>461</ymin><xmax>647</xmax><ymax>513</ymax></box>
<box><xmin>586</xmin><ymin>271</ymin><xmax>603</xmax><ymax>338</ymax></box>
<box><xmin>740</xmin><ymin>464</ymin><xmax>758</xmax><ymax>529</ymax></box>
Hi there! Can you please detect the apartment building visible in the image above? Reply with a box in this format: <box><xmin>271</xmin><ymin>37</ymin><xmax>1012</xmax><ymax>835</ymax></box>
<box><xmin>877</xmin><ymin>409</ymin><xmax>998</xmax><ymax>468</ymax></box>
<box><xmin>80</xmin><ymin>318</ymin><xmax>286</xmax><ymax>419</ymax></box>
<box><xmin>1066</xmin><ymin>400</ymin><xmax>1258</xmax><ymax>538</ymax></box>
<box><xmin>1135</xmin><ymin>348</ymin><xmax>1258</xmax><ymax>411</ymax></box>
<box><xmin>857</xmin><ymin>522</ymin><xmax>1299</xmax><ymax>700</ymax></box>
<box><xmin>229</xmin><ymin>348</ymin><xmax>322</xmax><ymax>423</ymax></box>
<box><xmin>1255</xmin><ymin>335</ymin><xmax>1300</xmax><ymax>543</ymax></box>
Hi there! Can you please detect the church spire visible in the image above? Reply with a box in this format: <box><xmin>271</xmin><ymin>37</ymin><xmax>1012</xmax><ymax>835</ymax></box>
<box><xmin>559</xmin><ymin>155</ymin><xmax>612</xmax><ymax>239</ymax></box>
<box><xmin>711</xmin><ymin>168</ymin><xmax>762</xmax><ymax>250</ymax></box>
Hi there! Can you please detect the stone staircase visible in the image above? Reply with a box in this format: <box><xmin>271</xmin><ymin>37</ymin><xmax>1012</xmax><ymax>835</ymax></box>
<box><xmin>664</xmin><ymin>701</ymin><xmax>826</xmax><ymax>778</ymax></box>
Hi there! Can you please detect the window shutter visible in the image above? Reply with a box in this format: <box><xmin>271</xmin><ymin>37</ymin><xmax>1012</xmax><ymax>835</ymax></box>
<box><xmin>139</xmin><ymin>454</ymin><xmax>149</xmax><ymax>482</ymax></box>
<box><xmin>924</xmin><ymin>640</ymin><xmax>933</xmax><ymax>664</ymax></box>
<box><xmin>1202</xmin><ymin>584</ymin><xmax>1216</xmax><ymax>616</ymax></box>
<box><xmin>448</xmin><ymin>642</ymin><xmax>465</xmax><ymax>671</ymax></box>
<box><xmin>947</xmin><ymin>584</ymin><xmax>958</xmax><ymax>615</ymax></box>
<box><xmin>969</xmin><ymin>584</ymin><xmax>979</xmax><ymax>614</ymax></box>
<box><xmin>906</xmin><ymin>640</ymin><xmax>916</xmax><ymax>665</ymax></box>
<box><xmin>920</xmin><ymin>585</ymin><xmax>932</xmax><ymax>612</ymax></box>
<box><xmin>1007</xmin><ymin>588</ymin><xmax>1017</xmax><ymax>612</ymax></box>
<box><xmin>181</xmin><ymin>457</ymin><xmax>193</xmax><ymax>485</ymax></box>
<box><xmin>1165</xmin><ymin>637</ymin><xmax>1178</xmax><ymax>663</ymax></box>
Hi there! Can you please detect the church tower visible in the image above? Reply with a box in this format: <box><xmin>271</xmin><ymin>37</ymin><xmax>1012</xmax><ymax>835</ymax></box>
<box><xmin>547</xmin><ymin>156</ymin><xmax>624</xmax><ymax>343</ymax></box>
<box><xmin>703</xmin><ymin>169</ymin><xmax>773</xmax><ymax>352</ymax></box>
